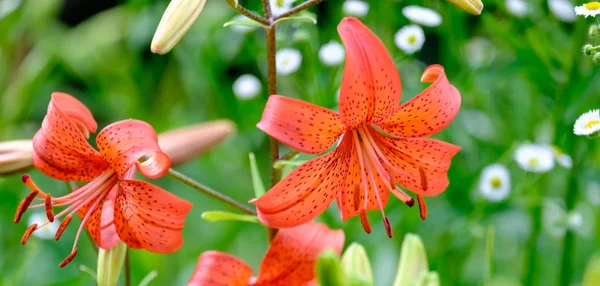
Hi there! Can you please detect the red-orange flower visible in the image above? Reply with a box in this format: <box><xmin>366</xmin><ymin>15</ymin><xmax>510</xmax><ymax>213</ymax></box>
<box><xmin>253</xmin><ymin>17</ymin><xmax>461</xmax><ymax>236</ymax></box>
<box><xmin>187</xmin><ymin>221</ymin><xmax>344</xmax><ymax>286</ymax></box>
<box><xmin>14</xmin><ymin>92</ymin><xmax>192</xmax><ymax>267</ymax></box>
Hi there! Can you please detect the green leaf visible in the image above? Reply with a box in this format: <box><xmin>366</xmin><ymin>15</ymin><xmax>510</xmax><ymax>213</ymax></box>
<box><xmin>223</xmin><ymin>18</ymin><xmax>266</xmax><ymax>28</ymax></box>
<box><xmin>201</xmin><ymin>211</ymin><xmax>259</xmax><ymax>223</ymax></box>
<box><xmin>249</xmin><ymin>153</ymin><xmax>266</xmax><ymax>198</ymax></box>
<box><xmin>273</xmin><ymin>14</ymin><xmax>317</xmax><ymax>26</ymax></box>
<box><xmin>139</xmin><ymin>270</ymin><xmax>158</xmax><ymax>286</ymax></box>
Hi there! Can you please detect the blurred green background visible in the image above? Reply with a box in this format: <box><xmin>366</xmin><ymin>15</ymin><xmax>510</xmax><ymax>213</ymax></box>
<box><xmin>1</xmin><ymin>0</ymin><xmax>600</xmax><ymax>285</ymax></box>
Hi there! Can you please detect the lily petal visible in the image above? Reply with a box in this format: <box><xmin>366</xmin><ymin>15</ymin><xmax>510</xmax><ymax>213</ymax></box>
<box><xmin>77</xmin><ymin>187</ymin><xmax>121</xmax><ymax>249</ymax></box>
<box><xmin>255</xmin><ymin>221</ymin><xmax>345</xmax><ymax>285</ymax></box>
<box><xmin>337</xmin><ymin>17</ymin><xmax>402</xmax><ymax>128</ymax></box>
<box><xmin>374</xmin><ymin>134</ymin><xmax>460</xmax><ymax>196</ymax></box>
<box><xmin>378</xmin><ymin>65</ymin><xmax>461</xmax><ymax>138</ymax></box>
<box><xmin>32</xmin><ymin>93</ymin><xmax>107</xmax><ymax>181</ymax></box>
<box><xmin>96</xmin><ymin>119</ymin><xmax>171</xmax><ymax>179</ymax></box>
<box><xmin>257</xmin><ymin>95</ymin><xmax>345</xmax><ymax>154</ymax></box>
<box><xmin>114</xmin><ymin>180</ymin><xmax>192</xmax><ymax>253</ymax></box>
<box><xmin>254</xmin><ymin>139</ymin><xmax>353</xmax><ymax>228</ymax></box>
<box><xmin>187</xmin><ymin>251</ymin><xmax>253</xmax><ymax>286</ymax></box>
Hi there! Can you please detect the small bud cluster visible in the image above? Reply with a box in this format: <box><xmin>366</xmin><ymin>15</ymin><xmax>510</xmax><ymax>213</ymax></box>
<box><xmin>583</xmin><ymin>24</ymin><xmax>600</xmax><ymax>64</ymax></box>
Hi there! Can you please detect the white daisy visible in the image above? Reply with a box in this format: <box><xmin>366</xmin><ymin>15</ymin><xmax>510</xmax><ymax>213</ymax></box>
<box><xmin>506</xmin><ymin>0</ymin><xmax>529</xmax><ymax>18</ymax></box>
<box><xmin>318</xmin><ymin>41</ymin><xmax>345</xmax><ymax>67</ymax></box>
<box><xmin>575</xmin><ymin>2</ymin><xmax>600</xmax><ymax>18</ymax></box>
<box><xmin>479</xmin><ymin>164</ymin><xmax>511</xmax><ymax>202</ymax></box>
<box><xmin>574</xmin><ymin>109</ymin><xmax>600</xmax><ymax>136</ymax></box>
<box><xmin>548</xmin><ymin>0</ymin><xmax>576</xmax><ymax>22</ymax></box>
<box><xmin>233</xmin><ymin>74</ymin><xmax>262</xmax><ymax>100</ymax></box>
<box><xmin>27</xmin><ymin>212</ymin><xmax>60</xmax><ymax>240</ymax></box>
<box><xmin>542</xmin><ymin>199</ymin><xmax>567</xmax><ymax>237</ymax></box>
<box><xmin>569</xmin><ymin>203</ymin><xmax>596</xmax><ymax>237</ymax></box>
<box><xmin>342</xmin><ymin>0</ymin><xmax>369</xmax><ymax>17</ymax></box>
<box><xmin>514</xmin><ymin>144</ymin><xmax>555</xmax><ymax>173</ymax></box>
<box><xmin>0</xmin><ymin>0</ymin><xmax>21</xmax><ymax>19</ymax></box>
<box><xmin>229</xmin><ymin>15</ymin><xmax>257</xmax><ymax>33</ymax></box>
<box><xmin>402</xmin><ymin>5</ymin><xmax>442</xmax><ymax>27</ymax></box>
<box><xmin>394</xmin><ymin>25</ymin><xmax>425</xmax><ymax>55</ymax></box>
<box><xmin>462</xmin><ymin>37</ymin><xmax>496</xmax><ymax>69</ymax></box>
<box><xmin>270</xmin><ymin>0</ymin><xmax>295</xmax><ymax>17</ymax></box>
<box><xmin>276</xmin><ymin>48</ymin><xmax>302</xmax><ymax>75</ymax></box>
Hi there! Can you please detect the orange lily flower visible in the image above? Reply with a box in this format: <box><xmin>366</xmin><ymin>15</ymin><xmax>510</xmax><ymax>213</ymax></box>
<box><xmin>14</xmin><ymin>92</ymin><xmax>192</xmax><ymax>267</ymax></box>
<box><xmin>187</xmin><ymin>221</ymin><xmax>344</xmax><ymax>286</ymax></box>
<box><xmin>253</xmin><ymin>17</ymin><xmax>461</xmax><ymax>236</ymax></box>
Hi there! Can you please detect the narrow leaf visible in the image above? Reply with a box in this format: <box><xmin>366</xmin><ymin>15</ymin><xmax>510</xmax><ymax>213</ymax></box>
<box><xmin>249</xmin><ymin>153</ymin><xmax>266</xmax><ymax>198</ymax></box>
<box><xmin>201</xmin><ymin>211</ymin><xmax>259</xmax><ymax>223</ymax></box>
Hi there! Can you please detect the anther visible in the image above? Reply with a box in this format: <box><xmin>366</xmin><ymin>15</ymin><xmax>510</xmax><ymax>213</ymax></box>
<box><xmin>44</xmin><ymin>195</ymin><xmax>54</xmax><ymax>222</ymax></box>
<box><xmin>383</xmin><ymin>216</ymin><xmax>392</xmax><ymax>238</ymax></box>
<box><xmin>360</xmin><ymin>211</ymin><xmax>371</xmax><ymax>234</ymax></box>
<box><xmin>55</xmin><ymin>215</ymin><xmax>72</xmax><ymax>241</ymax></box>
<box><xmin>14</xmin><ymin>191</ymin><xmax>38</xmax><ymax>223</ymax></box>
<box><xmin>21</xmin><ymin>224</ymin><xmax>37</xmax><ymax>244</ymax></box>
<box><xmin>353</xmin><ymin>184</ymin><xmax>361</xmax><ymax>211</ymax></box>
<box><xmin>59</xmin><ymin>249</ymin><xmax>78</xmax><ymax>268</ymax></box>
<box><xmin>418</xmin><ymin>167</ymin><xmax>428</xmax><ymax>192</ymax></box>
<box><xmin>405</xmin><ymin>197</ymin><xmax>415</xmax><ymax>207</ymax></box>
<box><xmin>417</xmin><ymin>195</ymin><xmax>427</xmax><ymax>220</ymax></box>
<box><xmin>22</xmin><ymin>174</ymin><xmax>47</xmax><ymax>196</ymax></box>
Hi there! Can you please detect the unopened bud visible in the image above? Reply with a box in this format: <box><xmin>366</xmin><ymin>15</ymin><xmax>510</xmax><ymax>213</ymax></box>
<box><xmin>97</xmin><ymin>242</ymin><xmax>127</xmax><ymax>286</ymax></box>
<box><xmin>584</xmin><ymin>44</ymin><xmax>595</xmax><ymax>56</ymax></box>
<box><xmin>316</xmin><ymin>250</ymin><xmax>345</xmax><ymax>286</ymax></box>
<box><xmin>593</xmin><ymin>53</ymin><xmax>600</xmax><ymax>65</ymax></box>
<box><xmin>341</xmin><ymin>243</ymin><xmax>374</xmax><ymax>284</ymax></box>
<box><xmin>393</xmin><ymin>234</ymin><xmax>431</xmax><ymax>286</ymax></box>
<box><xmin>583</xmin><ymin>254</ymin><xmax>600</xmax><ymax>286</ymax></box>
<box><xmin>0</xmin><ymin>140</ymin><xmax>33</xmax><ymax>175</ymax></box>
<box><xmin>158</xmin><ymin>120</ymin><xmax>236</xmax><ymax>166</ymax></box>
<box><xmin>590</xmin><ymin>25</ymin><xmax>600</xmax><ymax>38</ymax></box>
<box><xmin>446</xmin><ymin>0</ymin><xmax>483</xmax><ymax>15</ymax></box>
<box><xmin>151</xmin><ymin>0</ymin><xmax>207</xmax><ymax>54</ymax></box>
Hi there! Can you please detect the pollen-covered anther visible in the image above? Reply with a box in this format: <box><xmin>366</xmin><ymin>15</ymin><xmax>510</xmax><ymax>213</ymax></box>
<box><xmin>21</xmin><ymin>224</ymin><xmax>37</xmax><ymax>245</ymax></box>
<box><xmin>418</xmin><ymin>167</ymin><xmax>428</xmax><ymax>192</ymax></box>
<box><xmin>59</xmin><ymin>249</ymin><xmax>78</xmax><ymax>268</ymax></box>
<box><xmin>55</xmin><ymin>215</ymin><xmax>72</xmax><ymax>241</ymax></box>
<box><xmin>360</xmin><ymin>211</ymin><xmax>371</xmax><ymax>234</ymax></box>
<box><xmin>417</xmin><ymin>195</ymin><xmax>427</xmax><ymax>220</ymax></box>
<box><xmin>21</xmin><ymin>174</ymin><xmax>47</xmax><ymax>196</ymax></box>
<box><xmin>405</xmin><ymin>197</ymin><xmax>415</xmax><ymax>207</ymax></box>
<box><xmin>383</xmin><ymin>216</ymin><xmax>392</xmax><ymax>238</ymax></box>
<box><xmin>44</xmin><ymin>195</ymin><xmax>54</xmax><ymax>222</ymax></box>
<box><xmin>352</xmin><ymin>184</ymin><xmax>361</xmax><ymax>211</ymax></box>
<box><xmin>14</xmin><ymin>191</ymin><xmax>37</xmax><ymax>223</ymax></box>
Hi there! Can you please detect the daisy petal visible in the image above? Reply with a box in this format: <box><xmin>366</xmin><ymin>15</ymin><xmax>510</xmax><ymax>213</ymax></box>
<box><xmin>114</xmin><ymin>180</ymin><xmax>192</xmax><ymax>253</ymax></box>
<box><xmin>32</xmin><ymin>93</ymin><xmax>107</xmax><ymax>181</ymax></box>
<box><xmin>257</xmin><ymin>95</ymin><xmax>345</xmax><ymax>154</ymax></box>
<box><xmin>96</xmin><ymin>119</ymin><xmax>171</xmax><ymax>179</ymax></box>
<box><xmin>187</xmin><ymin>251</ymin><xmax>253</xmax><ymax>286</ymax></box>
<box><xmin>255</xmin><ymin>221</ymin><xmax>345</xmax><ymax>284</ymax></box>
<box><xmin>378</xmin><ymin>65</ymin><xmax>461</xmax><ymax>138</ymax></box>
<box><xmin>337</xmin><ymin>17</ymin><xmax>402</xmax><ymax>128</ymax></box>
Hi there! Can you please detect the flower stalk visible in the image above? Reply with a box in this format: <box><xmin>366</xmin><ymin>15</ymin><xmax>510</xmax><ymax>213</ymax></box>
<box><xmin>97</xmin><ymin>241</ymin><xmax>127</xmax><ymax>286</ymax></box>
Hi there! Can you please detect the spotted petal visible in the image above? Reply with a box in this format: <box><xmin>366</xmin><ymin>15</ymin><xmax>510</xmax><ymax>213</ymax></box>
<box><xmin>114</xmin><ymin>180</ymin><xmax>192</xmax><ymax>253</ymax></box>
<box><xmin>257</xmin><ymin>95</ymin><xmax>345</xmax><ymax>154</ymax></box>
<box><xmin>337</xmin><ymin>17</ymin><xmax>402</xmax><ymax>129</ymax></box>
<box><xmin>255</xmin><ymin>221</ymin><xmax>345</xmax><ymax>285</ymax></box>
<box><xmin>377</xmin><ymin>65</ymin><xmax>461</xmax><ymax>138</ymax></box>
<box><xmin>77</xmin><ymin>186</ymin><xmax>121</xmax><ymax>249</ymax></box>
<box><xmin>32</xmin><ymin>93</ymin><xmax>108</xmax><ymax>181</ymax></box>
<box><xmin>187</xmin><ymin>251</ymin><xmax>253</xmax><ymax>286</ymax></box>
<box><xmin>254</xmin><ymin>139</ymin><xmax>353</xmax><ymax>228</ymax></box>
<box><xmin>96</xmin><ymin>119</ymin><xmax>171</xmax><ymax>180</ymax></box>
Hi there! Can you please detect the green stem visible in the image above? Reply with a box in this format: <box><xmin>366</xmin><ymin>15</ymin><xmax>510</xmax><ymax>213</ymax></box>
<box><xmin>167</xmin><ymin>168</ymin><xmax>256</xmax><ymax>215</ymax></box>
<box><xmin>272</xmin><ymin>0</ymin><xmax>324</xmax><ymax>21</ymax></box>
<box><xmin>524</xmin><ymin>196</ymin><xmax>541</xmax><ymax>286</ymax></box>
<box><xmin>559</xmin><ymin>156</ymin><xmax>580</xmax><ymax>286</ymax></box>
<box><xmin>223</xmin><ymin>0</ymin><xmax>270</xmax><ymax>26</ymax></box>
<box><xmin>125</xmin><ymin>249</ymin><xmax>131</xmax><ymax>286</ymax></box>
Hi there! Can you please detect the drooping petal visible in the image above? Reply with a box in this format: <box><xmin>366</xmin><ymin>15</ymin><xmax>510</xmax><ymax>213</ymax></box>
<box><xmin>253</xmin><ymin>138</ymin><xmax>353</xmax><ymax>228</ymax></box>
<box><xmin>32</xmin><ymin>93</ymin><xmax>108</xmax><ymax>181</ymax></box>
<box><xmin>377</xmin><ymin>64</ymin><xmax>461</xmax><ymax>138</ymax></box>
<box><xmin>77</xmin><ymin>186</ymin><xmax>121</xmax><ymax>249</ymax></box>
<box><xmin>373</xmin><ymin>133</ymin><xmax>460</xmax><ymax>196</ymax></box>
<box><xmin>257</xmin><ymin>95</ymin><xmax>345</xmax><ymax>154</ymax></box>
<box><xmin>255</xmin><ymin>221</ymin><xmax>345</xmax><ymax>285</ymax></box>
<box><xmin>96</xmin><ymin>119</ymin><xmax>171</xmax><ymax>179</ymax></box>
<box><xmin>337</xmin><ymin>17</ymin><xmax>402</xmax><ymax>128</ymax></box>
<box><xmin>114</xmin><ymin>180</ymin><xmax>192</xmax><ymax>253</ymax></box>
<box><xmin>187</xmin><ymin>251</ymin><xmax>253</xmax><ymax>286</ymax></box>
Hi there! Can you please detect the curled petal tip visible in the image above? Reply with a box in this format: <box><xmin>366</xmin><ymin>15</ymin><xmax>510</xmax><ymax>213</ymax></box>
<box><xmin>420</xmin><ymin>64</ymin><xmax>445</xmax><ymax>83</ymax></box>
<box><xmin>447</xmin><ymin>0</ymin><xmax>483</xmax><ymax>15</ymax></box>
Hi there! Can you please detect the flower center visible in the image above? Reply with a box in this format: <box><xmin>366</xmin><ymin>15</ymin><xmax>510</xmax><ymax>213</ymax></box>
<box><xmin>490</xmin><ymin>177</ymin><xmax>502</xmax><ymax>189</ymax></box>
<box><xmin>408</xmin><ymin>35</ymin><xmax>417</xmax><ymax>44</ymax></box>
<box><xmin>15</xmin><ymin>170</ymin><xmax>118</xmax><ymax>267</ymax></box>
<box><xmin>528</xmin><ymin>157</ymin><xmax>539</xmax><ymax>167</ymax></box>
<box><xmin>585</xmin><ymin>2</ymin><xmax>600</xmax><ymax>10</ymax></box>
<box><xmin>585</xmin><ymin>119</ymin><xmax>599</xmax><ymax>129</ymax></box>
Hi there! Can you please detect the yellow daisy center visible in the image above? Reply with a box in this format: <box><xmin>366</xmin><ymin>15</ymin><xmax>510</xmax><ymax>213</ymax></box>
<box><xmin>528</xmin><ymin>158</ymin><xmax>539</xmax><ymax>167</ymax></box>
<box><xmin>585</xmin><ymin>2</ymin><xmax>600</xmax><ymax>10</ymax></box>
<box><xmin>490</xmin><ymin>177</ymin><xmax>502</xmax><ymax>188</ymax></box>
<box><xmin>585</xmin><ymin>120</ymin><xmax>600</xmax><ymax>129</ymax></box>
<box><xmin>408</xmin><ymin>35</ymin><xmax>417</xmax><ymax>44</ymax></box>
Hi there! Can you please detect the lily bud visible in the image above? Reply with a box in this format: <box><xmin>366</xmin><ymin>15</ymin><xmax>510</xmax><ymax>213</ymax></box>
<box><xmin>97</xmin><ymin>241</ymin><xmax>127</xmax><ymax>286</ymax></box>
<box><xmin>151</xmin><ymin>0</ymin><xmax>207</xmax><ymax>54</ymax></box>
<box><xmin>446</xmin><ymin>0</ymin><xmax>484</xmax><ymax>15</ymax></box>
<box><xmin>316</xmin><ymin>250</ymin><xmax>345</xmax><ymax>286</ymax></box>
<box><xmin>393</xmin><ymin>234</ymin><xmax>431</xmax><ymax>286</ymax></box>
<box><xmin>590</xmin><ymin>25</ymin><xmax>600</xmax><ymax>38</ymax></box>
<box><xmin>0</xmin><ymin>140</ymin><xmax>33</xmax><ymax>175</ymax></box>
<box><xmin>341</xmin><ymin>243</ymin><xmax>374</xmax><ymax>284</ymax></box>
<box><xmin>158</xmin><ymin>120</ymin><xmax>236</xmax><ymax>166</ymax></box>
<box><xmin>583</xmin><ymin>254</ymin><xmax>600</xmax><ymax>286</ymax></box>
